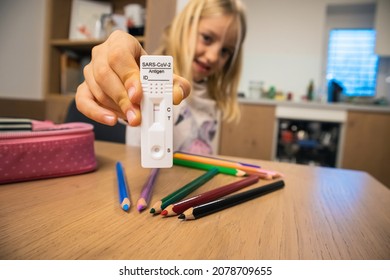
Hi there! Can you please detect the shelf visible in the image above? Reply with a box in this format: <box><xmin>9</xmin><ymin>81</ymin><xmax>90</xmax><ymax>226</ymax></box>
<box><xmin>47</xmin><ymin>93</ymin><xmax>75</xmax><ymax>99</ymax></box>
<box><xmin>51</xmin><ymin>36</ymin><xmax>145</xmax><ymax>51</ymax></box>
<box><xmin>45</xmin><ymin>0</ymin><xmax>176</xmax><ymax>124</ymax></box>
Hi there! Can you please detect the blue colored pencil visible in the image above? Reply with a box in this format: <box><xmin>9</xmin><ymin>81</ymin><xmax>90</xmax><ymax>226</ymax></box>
<box><xmin>137</xmin><ymin>168</ymin><xmax>160</xmax><ymax>212</ymax></box>
<box><xmin>116</xmin><ymin>161</ymin><xmax>130</xmax><ymax>211</ymax></box>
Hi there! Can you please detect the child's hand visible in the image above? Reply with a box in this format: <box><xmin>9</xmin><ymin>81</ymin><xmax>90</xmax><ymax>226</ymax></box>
<box><xmin>75</xmin><ymin>30</ymin><xmax>190</xmax><ymax>126</ymax></box>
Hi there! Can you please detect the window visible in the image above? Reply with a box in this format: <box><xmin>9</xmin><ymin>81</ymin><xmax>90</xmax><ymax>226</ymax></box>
<box><xmin>326</xmin><ymin>29</ymin><xmax>379</xmax><ymax>97</ymax></box>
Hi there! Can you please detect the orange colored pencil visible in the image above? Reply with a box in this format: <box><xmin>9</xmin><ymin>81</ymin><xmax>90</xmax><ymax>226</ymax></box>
<box><xmin>173</xmin><ymin>152</ymin><xmax>281</xmax><ymax>179</ymax></box>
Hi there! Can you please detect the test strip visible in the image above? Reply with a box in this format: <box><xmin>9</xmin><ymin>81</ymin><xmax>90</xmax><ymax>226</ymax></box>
<box><xmin>140</xmin><ymin>55</ymin><xmax>173</xmax><ymax>168</ymax></box>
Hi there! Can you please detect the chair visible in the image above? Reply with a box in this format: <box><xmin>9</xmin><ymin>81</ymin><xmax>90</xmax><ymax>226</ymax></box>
<box><xmin>65</xmin><ymin>99</ymin><xmax>126</xmax><ymax>143</ymax></box>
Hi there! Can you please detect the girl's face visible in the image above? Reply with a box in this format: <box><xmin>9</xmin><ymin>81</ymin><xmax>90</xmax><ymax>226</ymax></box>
<box><xmin>192</xmin><ymin>14</ymin><xmax>238</xmax><ymax>82</ymax></box>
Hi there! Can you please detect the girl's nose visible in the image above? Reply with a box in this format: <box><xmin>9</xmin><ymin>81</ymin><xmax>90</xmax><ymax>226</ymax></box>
<box><xmin>204</xmin><ymin>46</ymin><xmax>220</xmax><ymax>64</ymax></box>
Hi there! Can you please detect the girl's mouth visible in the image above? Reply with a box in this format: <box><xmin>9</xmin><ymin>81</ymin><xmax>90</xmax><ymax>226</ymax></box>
<box><xmin>194</xmin><ymin>59</ymin><xmax>211</xmax><ymax>73</ymax></box>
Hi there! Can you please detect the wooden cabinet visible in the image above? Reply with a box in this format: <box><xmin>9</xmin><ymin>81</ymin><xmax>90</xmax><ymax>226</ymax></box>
<box><xmin>219</xmin><ymin>103</ymin><xmax>276</xmax><ymax>160</ymax></box>
<box><xmin>341</xmin><ymin>110</ymin><xmax>390</xmax><ymax>187</ymax></box>
<box><xmin>45</xmin><ymin>0</ymin><xmax>176</xmax><ymax>123</ymax></box>
<box><xmin>220</xmin><ymin>102</ymin><xmax>390</xmax><ymax>187</ymax></box>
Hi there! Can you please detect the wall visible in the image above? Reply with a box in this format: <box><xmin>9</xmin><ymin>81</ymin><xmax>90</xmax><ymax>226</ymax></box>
<box><xmin>175</xmin><ymin>0</ymin><xmax>189</xmax><ymax>13</ymax></box>
<box><xmin>240</xmin><ymin>0</ymin><xmax>325</xmax><ymax>99</ymax></box>
<box><xmin>0</xmin><ymin>0</ymin><xmax>47</xmax><ymax>100</ymax></box>
<box><xmin>240</xmin><ymin>0</ymin><xmax>388</xmax><ymax>101</ymax></box>
<box><xmin>1</xmin><ymin>0</ymin><xmax>387</xmax><ymax>103</ymax></box>
<box><xmin>323</xmin><ymin>2</ymin><xmax>390</xmax><ymax>100</ymax></box>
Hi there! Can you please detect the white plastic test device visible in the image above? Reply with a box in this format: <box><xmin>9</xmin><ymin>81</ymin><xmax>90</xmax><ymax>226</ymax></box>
<box><xmin>140</xmin><ymin>55</ymin><xmax>173</xmax><ymax>168</ymax></box>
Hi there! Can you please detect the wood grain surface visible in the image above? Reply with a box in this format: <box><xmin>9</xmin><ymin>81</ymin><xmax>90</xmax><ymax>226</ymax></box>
<box><xmin>0</xmin><ymin>141</ymin><xmax>389</xmax><ymax>260</ymax></box>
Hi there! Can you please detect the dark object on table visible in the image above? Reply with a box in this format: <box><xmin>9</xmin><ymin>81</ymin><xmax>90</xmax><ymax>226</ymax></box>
<box><xmin>327</xmin><ymin>79</ymin><xmax>344</xmax><ymax>103</ymax></box>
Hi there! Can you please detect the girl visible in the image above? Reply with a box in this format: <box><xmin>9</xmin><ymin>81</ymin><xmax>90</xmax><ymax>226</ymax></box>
<box><xmin>76</xmin><ymin>0</ymin><xmax>247</xmax><ymax>154</ymax></box>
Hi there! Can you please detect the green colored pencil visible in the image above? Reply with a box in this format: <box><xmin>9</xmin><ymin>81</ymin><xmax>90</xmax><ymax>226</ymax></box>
<box><xmin>149</xmin><ymin>185</ymin><xmax>187</xmax><ymax>214</ymax></box>
<box><xmin>150</xmin><ymin>168</ymin><xmax>219</xmax><ymax>214</ymax></box>
<box><xmin>173</xmin><ymin>158</ymin><xmax>247</xmax><ymax>177</ymax></box>
<box><xmin>151</xmin><ymin>168</ymin><xmax>219</xmax><ymax>214</ymax></box>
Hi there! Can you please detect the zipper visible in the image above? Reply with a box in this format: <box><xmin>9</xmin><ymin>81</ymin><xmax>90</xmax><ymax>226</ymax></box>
<box><xmin>0</xmin><ymin>122</ymin><xmax>93</xmax><ymax>141</ymax></box>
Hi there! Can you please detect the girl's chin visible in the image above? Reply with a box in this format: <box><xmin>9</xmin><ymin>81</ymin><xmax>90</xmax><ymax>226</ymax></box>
<box><xmin>193</xmin><ymin>70</ymin><xmax>210</xmax><ymax>82</ymax></box>
<box><xmin>193</xmin><ymin>64</ymin><xmax>211</xmax><ymax>81</ymax></box>
<box><xmin>193</xmin><ymin>76</ymin><xmax>205</xmax><ymax>83</ymax></box>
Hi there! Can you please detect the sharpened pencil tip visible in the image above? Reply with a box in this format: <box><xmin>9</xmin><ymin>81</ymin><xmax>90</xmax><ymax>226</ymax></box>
<box><xmin>122</xmin><ymin>204</ymin><xmax>129</xmax><ymax>211</ymax></box>
<box><xmin>150</xmin><ymin>208</ymin><xmax>155</xmax><ymax>214</ymax></box>
<box><xmin>178</xmin><ymin>214</ymin><xmax>185</xmax><ymax>220</ymax></box>
<box><xmin>137</xmin><ymin>205</ymin><xmax>145</xmax><ymax>212</ymax></box>
<box><xmin>161</xmin><ymin>210</ymin><xmax>168</xmax><ymax>216</ymax></box>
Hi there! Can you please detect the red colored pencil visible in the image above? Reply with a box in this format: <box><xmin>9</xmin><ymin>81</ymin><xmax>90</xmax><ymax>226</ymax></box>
<box><xmin>161</xmin><ymin>174</ymin><xmax>260</xmax><ymax>217</ymax></box>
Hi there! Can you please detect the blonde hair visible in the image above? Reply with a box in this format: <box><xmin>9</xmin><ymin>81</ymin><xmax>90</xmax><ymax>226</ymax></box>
<box><xmin>155</xmin><ymin>0</ymin><xmax>247</xmax><ymax>122</ymax></box>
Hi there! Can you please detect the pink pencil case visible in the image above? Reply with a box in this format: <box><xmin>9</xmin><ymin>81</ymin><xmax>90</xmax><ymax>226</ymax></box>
<box><xmin>0</xmin><ymin>119</ymin><xmax>97</xmax><ymax>184</ymax></box>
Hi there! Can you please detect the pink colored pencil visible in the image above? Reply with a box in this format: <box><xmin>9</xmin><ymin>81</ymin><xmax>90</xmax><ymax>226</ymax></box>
<box><xmin>173</xmin><ymin>152</ymin><xmax>282</xmax><ymax>179</ymax></box>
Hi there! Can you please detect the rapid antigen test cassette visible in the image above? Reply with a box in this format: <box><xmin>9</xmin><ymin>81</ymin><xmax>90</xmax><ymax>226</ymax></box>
<box><xmin>140</xmin><ymin>55</ymin><xmax>173</xmax><ymax>168</ymax></box>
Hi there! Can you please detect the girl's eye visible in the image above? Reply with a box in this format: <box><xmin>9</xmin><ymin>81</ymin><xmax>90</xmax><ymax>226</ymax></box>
<box><xmin>221</xmin><ymin>47</ymin><xmax>234</xmax><ymax>58</ymax></box>
<box><xmin>201</xmin><ymin>33</ymin><xmax>213</xmax><ymax>44</ymax></box>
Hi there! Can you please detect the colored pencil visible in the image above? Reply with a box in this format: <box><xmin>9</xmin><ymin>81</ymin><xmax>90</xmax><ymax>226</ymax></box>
<box><xmin>149</xmin><ymin>180</ymin><xmax>192</xmax><ymax>214</ymax></box>
<box><xmin>178</xmin><ymin>180</ymin><xmax>285</xmax><ymax>220</ymax></box>
<box><xmin>173</xmin><ymin>158</ymin><xmax>246</xmax><ymax>177</ymax></box>
<box><xmin>137</xmin><ymin>168</ymin><xmax>160</xmax><ymax>212</ymax></box>
<box><xmin>160</xmin><ymin>167</ymin><xmax>219</xmax><ymax>211</ymax></box>
<box><xmin>150</xmin><ymin>167</ymin><xmax>219</xmax><ymax>214</ymax></box>
<box><xmin>115</xmin><ymin>161</ymin><xmax>130</xmax><ymax>211</ymax></box>
<box><xmin>173</xmin><ymin>152</ymin><xmax>282</xmax><ymax>180</ymax></box>
<box><xmin>175</xmin><ymin>151</ymin><xmax>262</xmax><ymax>168</ymax></box>
<box><xmin>161</xmin><ymin>174</ymin><xmax>260</xmax><ymax>217</ymax></box>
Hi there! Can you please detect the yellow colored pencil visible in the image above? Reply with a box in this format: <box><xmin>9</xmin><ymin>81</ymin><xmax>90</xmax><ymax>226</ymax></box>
<box><xmin>173</xmin><ymin>152</ymin><xmax>280</xmax><ymax>180</ymax></box>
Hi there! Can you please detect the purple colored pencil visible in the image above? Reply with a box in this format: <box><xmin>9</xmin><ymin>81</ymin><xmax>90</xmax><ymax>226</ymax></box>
<box><xmin>137</xmin><ymin>168</ymin><xmax>160</xmax><ymax>212</ymax></box>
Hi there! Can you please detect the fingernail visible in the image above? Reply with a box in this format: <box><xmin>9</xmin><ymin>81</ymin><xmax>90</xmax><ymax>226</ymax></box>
<box><xmin>178</xmin><ymin>84</ymin><xmax>184</xmax><ymax>99</ymax></box>
<box><xmin>126</xmin><ymin>110</ymin><xmax>136</xmax><ymax>124</ymax></box>
<box><xmin>103</xmin><ymin>115</ymin><xmax>116</xmax><ymax>125</ymax></box>
<box><xmin>174</xmin><ymin>84</ymin><xmax>185</xmax><ymax>104</ymax></box>
<box><xmin>128</xmin><ymin>86</ymin><xmax>136</xmax><ymax>100</ymax></box>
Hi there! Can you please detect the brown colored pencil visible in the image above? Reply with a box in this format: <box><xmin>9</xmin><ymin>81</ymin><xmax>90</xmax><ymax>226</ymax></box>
<box><xmin>150</xmin><ymin>168</ymin><xmax>219</xmax><ymax>214</ymax></box>
<box><xmin>161</xmin><ymin>175</ymin><xmax>260</xmax><ymax>217</ymax></box>
<box><xmin>178</xmin><ymin>180</ymin><xmax>285</xmax><ymax>220</ymax></box>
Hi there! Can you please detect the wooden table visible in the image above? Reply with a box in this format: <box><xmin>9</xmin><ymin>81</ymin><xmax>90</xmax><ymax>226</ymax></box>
<box><xmin>0</xmin><ymin>141</ymin><xmax>389</xmax><ymax>260</ymax></box>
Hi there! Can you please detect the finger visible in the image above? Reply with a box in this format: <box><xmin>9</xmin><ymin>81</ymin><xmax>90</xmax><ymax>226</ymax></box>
<box><xmin>83</xmin><ymin>62</ymin><xmax>131</xmax><ymax>121</ymax></box>
<box><xmin>127</xmin><ymin>102</ymin><xmax>141</xmax><ymax>127</ymax></box>
<box><xmin>172</xmin><ymin>75</ymin><xmax>191</xmax><ymax>105</ymax></box>
<box><xmin>91</xmin><ymin>44</ymin><xmax>131</xmax><ymax>117</ymax></box>
<box><xmin>83</xmin><ymin>63</ymin><xmax>120</xmax><ymax>112</ymax></box>
<box><xmin>75</xmin><ymin>82</ymin><xmax>118</xmax><ymax>126</ymax></box>
<box><xmin>81</xmin><ymin>64</ymin><xmax>140</xmax><ymax>125</ymax></box>
<box><xmin>106</xmin><ymin>31</ymin><xmax>146</xmax><ymax>82</ymax></box>
<box><xmin>106</xmin><ymin>31</ymin><xmax>147</xmax><ymax>106</ymax></box>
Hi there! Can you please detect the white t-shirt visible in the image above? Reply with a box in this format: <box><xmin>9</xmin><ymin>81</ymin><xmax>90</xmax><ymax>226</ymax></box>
<box><xmin>126</xmin><ymin>81</ymin><xmax>221</xmax><ymax>155</ymax></box>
